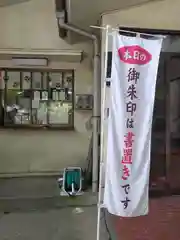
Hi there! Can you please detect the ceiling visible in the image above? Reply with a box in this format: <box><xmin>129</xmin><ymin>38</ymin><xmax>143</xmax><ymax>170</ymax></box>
<box><xmin>66</xmin><ymin>0</ymin><xmax>160</xmax><ymax>31</ymax></box>
<box><xmin>0</xmin><ymin>0</ymin><xmax>30</xmax><ymax>7</ymax></box>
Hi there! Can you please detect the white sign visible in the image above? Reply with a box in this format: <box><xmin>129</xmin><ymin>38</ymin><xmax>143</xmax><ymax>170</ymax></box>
<box><xmin>103</xmin><ymin>32</ymin><xmax>163</xmax><ymax>217</ymax></box>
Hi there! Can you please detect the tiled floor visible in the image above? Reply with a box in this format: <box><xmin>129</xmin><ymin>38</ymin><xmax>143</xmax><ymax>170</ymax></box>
<box><xmin>1</xmin><ymin>177</ymin><xmax>180</xmax><ymax>239</ymax></box>
<box><xmin>0</xmin><ymin>207</ymin><xmax>108</xmax><ymax>240</ymax></box>
<box><xmin>114</xmin><ymin>196</ymin><xmax>180</xmax><ymax>240</ymax></box>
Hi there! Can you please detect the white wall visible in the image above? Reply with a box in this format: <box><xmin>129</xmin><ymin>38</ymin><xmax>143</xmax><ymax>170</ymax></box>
<box><xmin>102</xmin><ymin>0</ymin><xmax>180</xmax><ymax>30</ymax></box>
<box><xmin>0</xmin><ymin>0</ymin><xmax>80</xmax><ymax>49</ymax></box>
<box><xmin>0</xmin><ymin>0</ymin><xmax>94</xmax><ymax>175</ymax></box>
<box><xmin>101</xmin><ymin>0</ymin><xmax>180</xmax><ymax>54</ymax></box>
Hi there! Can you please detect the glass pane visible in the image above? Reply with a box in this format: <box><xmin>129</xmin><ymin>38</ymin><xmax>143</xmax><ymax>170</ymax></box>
<box><xmin>64</xmin><ymin>72</ymin><xmax>73</xmax><ymax>88</ymax></box>
<box><xmin>49</xmin><ymin>101</ymin><xmax>72</xmax><ymax>124</ymax></box>
<box><xmin>4</xmin><ymin>71</ymin><xmax>32</xmax><ymax>125</ymax></box>
<box><xmin>32</xmin><ymin>72</ymin><xmax>42</xmax><ymax>89</ymax></box>
<box><xmin>32</xmin><ymin>91</ymin><xmax>48</xmax><ymax>125</ymax></box>
<box><xmin>64</xmin><ymin>72</ymin><xmax>73</xmax><ymax>101</ymax></box>
<box><xmin>37</xmin><ymin>101</ymin><xmax>47</xmax><ymax>125</ymax></box>
<box><xmin>22</xmin><ymin>72</ymin><xmax>31</xmax><ymax>89</ymax></box>
<box><xmin>0</xmin><ymin>71</ymin><xmax>5</xmax><ymax>89</ymax></box>
<box><xmin>4</xmin><ymin>89</ymin><xmax>31</xmax><ymax>125</ymax></box>
<box><xmin>49</xmin><ymin>72</ymin><xmax>62</xmax><ymax>88</ymax></box>
<box><xmin>7</xmin><ymin>71</ymin><xmax>20</xmax><ymax>90</ymax></box>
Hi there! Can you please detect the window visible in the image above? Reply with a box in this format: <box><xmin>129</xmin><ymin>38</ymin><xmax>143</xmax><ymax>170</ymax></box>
<box><xmin>0</xmin><ymin>69</ymin><xmax>74</xmax><ymax>129</ymax></box>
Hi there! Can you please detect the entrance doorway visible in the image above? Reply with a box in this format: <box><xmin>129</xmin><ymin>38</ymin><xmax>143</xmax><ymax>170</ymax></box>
<box><xmin>118</xmin><ymin>28</ymin><xmax>180</xmax><ymax>194</ymax></box>
<box><xmin>107</xmin><ymin>29</ymin><xmax>180</xmax><ymax>194</ymax></box>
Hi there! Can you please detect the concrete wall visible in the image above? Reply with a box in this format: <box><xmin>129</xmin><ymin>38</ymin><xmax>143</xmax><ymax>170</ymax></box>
<box><xmin>0</xmin><ymin>0</ymin><xmax>93</xmax><ymax>176</ymax></box>
<box><xmin>101</xmin><ymin>0</ymin><xmax>180</xmax><ymax>64</ymax></box>
<box><xmin>102</xmin><ymin>0</ymin><xmax>180</xmax><ymax>30</ymax></box>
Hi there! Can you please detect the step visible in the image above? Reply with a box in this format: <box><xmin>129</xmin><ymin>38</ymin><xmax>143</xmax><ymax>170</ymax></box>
<box><xmin>0</xmin><ymin>193</ymin><xmax>97</xmax><ymax>213</ymax></box>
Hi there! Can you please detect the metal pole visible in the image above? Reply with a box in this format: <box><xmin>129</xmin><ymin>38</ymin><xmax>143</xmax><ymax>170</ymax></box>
<box><xmin>92</xmin><ymin>39</ymin><xmax>101</xmax><ymax>192</ymax></box>
<box><xmin>96</xmin><ymin>25</ymin><xmax>109</xmax><ymax>240</ymax></box>
<box><xmin>58</xmin><ymin>19</ymin><xmax>100</xmax><ymax>192</ymax></box>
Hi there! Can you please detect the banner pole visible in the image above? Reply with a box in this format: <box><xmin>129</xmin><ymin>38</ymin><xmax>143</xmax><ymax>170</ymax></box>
<box><xmin>96</xmin><ymin>24</ymin><xmax>110</xmax><ymax>240</ymax></box>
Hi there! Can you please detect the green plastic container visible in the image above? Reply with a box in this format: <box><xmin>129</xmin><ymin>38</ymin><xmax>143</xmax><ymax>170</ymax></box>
<box><xmin>64</xmin><ymin>168</ymin><xmax>81</xmax><ymax>192</ymax></box>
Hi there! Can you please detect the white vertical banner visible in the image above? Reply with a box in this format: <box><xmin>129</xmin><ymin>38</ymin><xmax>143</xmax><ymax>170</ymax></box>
<box><xmin>103</xmin><ymin>32</ymin><xmax>163</xmax><ymax>217</ymax></box>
